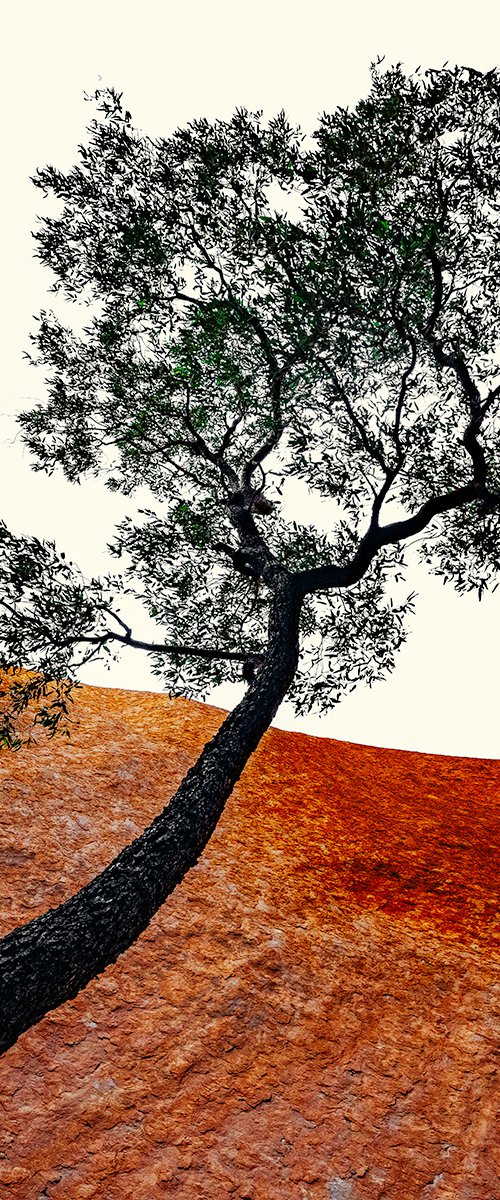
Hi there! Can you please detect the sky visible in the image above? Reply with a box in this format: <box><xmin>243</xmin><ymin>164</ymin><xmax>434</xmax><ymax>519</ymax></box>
<box><xmin>1</xmin><ymin>0</ymin><xmax>499</xmax><ymax>758</ymax></box>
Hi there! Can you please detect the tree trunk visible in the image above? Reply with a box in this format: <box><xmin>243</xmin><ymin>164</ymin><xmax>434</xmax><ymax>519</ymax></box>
<box><xmin>0</xmin><ymin>577</ymin><xmax>302</xmax><ymax>1055</ymax></box>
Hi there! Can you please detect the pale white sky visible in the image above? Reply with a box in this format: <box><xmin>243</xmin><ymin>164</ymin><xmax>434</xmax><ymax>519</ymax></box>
<box><xmin>1</xmin><ymin>0</ymin><xmax>499</xmax><ymax>757</ymax></box>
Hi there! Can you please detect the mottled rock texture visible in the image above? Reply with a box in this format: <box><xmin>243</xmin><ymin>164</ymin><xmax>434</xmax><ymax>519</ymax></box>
<box><xmin>0</xmin><ymin>683</ymin><xmax>499</xmax><ymax>1199</ymax></box>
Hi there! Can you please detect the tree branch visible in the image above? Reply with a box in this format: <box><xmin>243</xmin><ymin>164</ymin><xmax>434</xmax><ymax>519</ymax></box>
<box><xmin>183</xmin><ymin>218</ymin><xmax>291</xmax><ymax>486</ymax></box>
<box><xmin>389</xmin><ymin>289</ymin><xmax>418</xmax><ymax>465</ymax></box>
<box><xmin>319</xmin><ymin>358</ymin><xmax>391</xmax><ymax>477</ymax></box>
<box><xmin>181</xmin><ymin>382</ymin><xmax>239</xmax><ymax>490</ymax></box>
<box><xmin>366</xmin><ymin>289</ymin><xmax>420</xmax><ymax>530</ymax></box>
<box><xmin>296</xmin><ymin>482</ymin><xmax>496</xmax><ymax>597</ymax></box>
<box><xmin>97</xmin><ymin>630</ymin><xmax>259</xmax><ymax>663</ymax></box>
<box><xmin>212</xmin><ymin>541</ymin><xmax>263</xmax><ymax>582</ymax></box>
<box><xmin>0</xmin><ymin>595</ymin><xmax>260</xmax><ymax>667</ymax></box>
<box><xmin>422</xmin><ymin>249</ymin><xmax>489</xmax><ymax>487</ymax></box>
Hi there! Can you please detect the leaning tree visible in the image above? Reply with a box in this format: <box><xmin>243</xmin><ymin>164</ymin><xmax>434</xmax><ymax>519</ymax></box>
<box><xmin>1</xmin><ymin>61</ymin><xmax>500</xmax><ymax>1053</ymax></box>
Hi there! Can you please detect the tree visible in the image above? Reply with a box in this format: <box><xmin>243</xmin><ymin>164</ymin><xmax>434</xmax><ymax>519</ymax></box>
<box><xmin>1</xmin><ymin>61</ymin><xmax>500</xmax><ymax>1055</ymax></box>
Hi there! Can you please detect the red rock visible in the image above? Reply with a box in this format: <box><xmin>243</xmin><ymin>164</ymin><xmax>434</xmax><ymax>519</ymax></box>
<box><xmin>0</xmin><ymin>682</ymin><xmax>499</xmax><ymax>1198</ymax></box>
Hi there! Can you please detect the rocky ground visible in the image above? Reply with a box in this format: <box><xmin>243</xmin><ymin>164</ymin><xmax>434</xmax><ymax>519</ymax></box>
<box><xmin>0</xmin><ymin>683</ymin><xmax>498</xmax><ymax>1199</ymax></box>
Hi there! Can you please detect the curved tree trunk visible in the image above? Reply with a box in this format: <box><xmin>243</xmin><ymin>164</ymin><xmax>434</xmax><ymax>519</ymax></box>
<box><xmin>0</xmin><ymin>578</ymin><xmax>302</xmax><ymax>1055</ymax></box>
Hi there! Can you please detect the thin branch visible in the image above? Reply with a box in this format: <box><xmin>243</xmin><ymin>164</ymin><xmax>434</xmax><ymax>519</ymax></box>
<box><xmin>481</xmin><ymin>378</ymin><xmax>500</xmax><ymax>420</ymax></box>
<box><xmin>319</xmin><ymin>358</ymin><xmax>391</xmax><ymax>476</ymax></box>
<box><xmin>365</xmin><ymin>288</ymin><xmax>419</xmax><ymax>530</ymax></box>
<box><xmin>219</xmin><ymin>406</ymin><xmax>245</xmax><ymax>456</ymax></box>
<box><xmin>231</xmin><ymin>175</ymin><xmax>324</xmax><ymax>312</ymax></box>
<box><xmin>44</xmin><ymin>627</ymin><xmax>261</xmax><ymax>665</ymax></box>
<box><xmin>102</xmin><ymin>608</ymin><xmax>132</xmax><ymax>638</ymax></box>
<box><xmin>179</xmin><ymin>383</ymin><xmax>240</xmax><ymax>493</ymax></box>
<box><xmin>183</xmin><ymin>382</ymin><xmax>219</xmax><ymax>465</ymax></box>
<box><xmin>389</xmin><ymin>290</ymin><xmax>418</xmax><ymax>464</ymax></box>
<box><xmin>182</xmin><ymin>207</ymin><xmax>328</xmax><ymax>495</ymax></box>
<box><xmin>422</xmin><ymin>249</ymin><xmax>487</xmax><ymax>486</ymax></box>
<box><xmin>161</xmin><ymin>450</ymin><xmax>212</xmax><ymax>490</ymax></box>
<box><xmin>104</xmin><ymin>630</ymin><xmax>261</xmax><ymax>662</ymax></box>
<box><xmin>181</xmin><ymin>219</ymin><xmax>290</xmax><ymax>490</ymax></box>
<box><xmin>422</xmin><ymin>246</ymin><xmax>445</xmax><ymax>340</ymax></box>
<box><xmin>170</xmin><ymin>288</ymin><xmax>208</xmax><ymax>309</ymax></box>
<box><xmin>240</xmin><ymin>409</ymin><xmax>285</xmax><ymax>490</ymax></box>
<box><xmin>430</xmin><ymin>362</ymin><xmax>484</xmax><ymax>482</ymax></box>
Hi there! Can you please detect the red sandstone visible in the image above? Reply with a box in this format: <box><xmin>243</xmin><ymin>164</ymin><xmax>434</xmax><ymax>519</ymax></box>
<box><xmin>0</xmin><ymin>682</ymin><xmax>498</xmax><ymax>1198</ymax></box>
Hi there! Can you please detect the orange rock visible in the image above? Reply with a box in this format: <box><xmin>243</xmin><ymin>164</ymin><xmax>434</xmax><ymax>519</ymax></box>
<box><xmin>0</xmin><ymin>682</ymin><xmax>499</xmax><ymax>1198</ymax></box>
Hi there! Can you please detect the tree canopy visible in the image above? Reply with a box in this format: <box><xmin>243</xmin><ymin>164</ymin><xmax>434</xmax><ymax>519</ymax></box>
<box><xmin>2</xmin><ymin>60</ymin><xmax>500</xmax><ymax>748</ymax></box>
<box><xmin>1</xmin><ymin>60</ymin><xmax>500</xmax><ymax>1051</ymax></box>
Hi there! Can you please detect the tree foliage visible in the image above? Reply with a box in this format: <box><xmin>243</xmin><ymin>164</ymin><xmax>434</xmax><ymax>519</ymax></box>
<box><xmin>2</xmin><ymin>59</ymin><xmax>500</xmax><ymax>745</ymax></box>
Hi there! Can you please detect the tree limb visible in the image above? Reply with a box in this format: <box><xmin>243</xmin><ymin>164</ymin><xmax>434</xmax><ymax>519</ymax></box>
<box><xmin>0</xmin><ymin>596</ymin><xmax>260</xmax><ymax>666</ymax></box>
<box><xmin>296</xmin><ymin>483</ymin><xmax>497</xmax><ymax>596</ymax></box>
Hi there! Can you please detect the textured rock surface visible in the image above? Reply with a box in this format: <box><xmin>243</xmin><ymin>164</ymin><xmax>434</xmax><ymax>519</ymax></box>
<box><xmin>0</xmin><ymin>682</ymin><xmax>499</xmax><ymax>1199</ymax></box>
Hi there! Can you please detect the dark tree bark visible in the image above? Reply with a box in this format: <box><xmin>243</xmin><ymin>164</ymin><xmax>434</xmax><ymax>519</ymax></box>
<box><xmin>0</xmin><ymin>577</ymin><xmax>302</xmax><ymax>1055</ymax></box>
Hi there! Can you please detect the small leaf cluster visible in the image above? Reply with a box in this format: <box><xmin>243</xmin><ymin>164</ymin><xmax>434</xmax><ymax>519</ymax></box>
<box><xmin>0</xmin><ymin>521</ymin><xmax>123</xmax><ymax>747</ymax></box>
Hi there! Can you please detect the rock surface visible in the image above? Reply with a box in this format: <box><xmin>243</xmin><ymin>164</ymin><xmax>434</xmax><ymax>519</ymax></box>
<box><xmin>0</xmin><ymin>682</ymin><xmax>499</xmax><ymax>1199</ymax></box>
